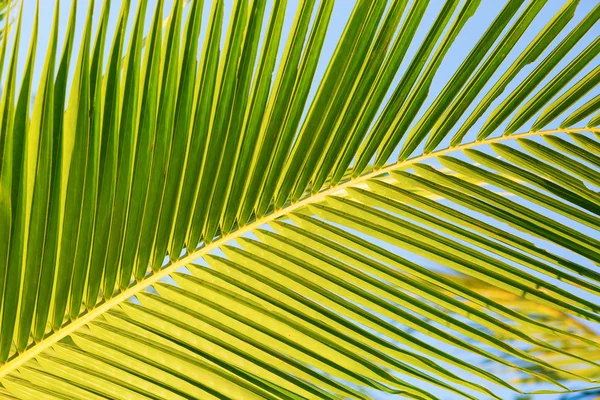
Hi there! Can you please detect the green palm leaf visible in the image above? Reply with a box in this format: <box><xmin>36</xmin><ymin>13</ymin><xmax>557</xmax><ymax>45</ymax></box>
<box><xmin>0</xmin><ymin>1</ymin><xmax>599</xmax><ymax>398</ymax></box>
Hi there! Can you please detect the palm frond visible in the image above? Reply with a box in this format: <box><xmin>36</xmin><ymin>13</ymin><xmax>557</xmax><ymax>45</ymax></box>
<box><xmin>0</xmin><ymin>0</ymin><xmax>599</xmax><ymax>398</ymax></box>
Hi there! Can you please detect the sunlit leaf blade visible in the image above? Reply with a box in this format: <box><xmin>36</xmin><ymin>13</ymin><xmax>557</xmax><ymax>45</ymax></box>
<box><xmin>50</xmin><ymin>0</ymin><xmax>94</xmax><ymax>328</ymax></box>
<box><xmin>118</xmin><ymin>0</ymin><xmax>165</xmax><ymax>287</ymax></box>
<box><xmin>427</xmin><ymin>0</ymin><xmax>548</xmax><ymax>151</ymax></box>
<box><xmin>188</xmin><ymin>0</ymin><xmax>248</xmax><ymax>246</ymax></box>
<box><xmin>477</xmin><ymin>1</ymin><xmax>599</xmax><ymax>140</ymax></box>
<box><xmin>589</xmin><ymin>110</ymin><xmax>600</xmax><ymax>127</ymax></box>
<box><xmin>1</xmin><ymin>1</ymin><xmax>599</xmax><ymax>398</ymax></box>
<box><xmin>135</xmin><ymin>0</ymin><xmax>183</xmax><ymax>280</ymax></box>
<box><xmin>99</xmin><ymin>0</ymin><xmax>147</xmax><ymax>302</ymax></box>
<box><xmin>464</xmin><ymin>144</ymin><xmax>600</xmax><ymax>217</ymax></box>
<box><xmin>0</xmin><ymin>0</ymin><xmax>38</xmax><ymax>362</ymax></box>
<box><xmin>32</xmin><ymin>0</ymin><xmax>78</xmax><ymax>343</ymax></box>
<box><xmin>561</xmin><ymin>93</ymin><xmax>600</xmax><ymax>128</ymax></box>
<box><xmin>259</xmin><ymin>0</ymin><xmax>333</xmax><ymax>212</ymax></box>
<box><xmin>69</xmin><ymin>0</ymin><xmax>110</xmax><ymax>318</ymax></box>
<box><xmin>331</xmin><ymin>0</ymin><xmax>428</xmax><ymax>184</ymax></box>
<box><xmin>534</xmin><ymin>64</ymin><xmax>600</xmax><ymax>131</ymax></box>
<box><xmin>508</xmin><ymin>35</ymin><xmax>600</xmax><ymax>133</ymax></box>
<box><xmin>378</xmin><ymin>0</ymin><xmax>481</xmax><ymax>165</ymax></box>
<box><xmin>204</xmin><ymin>0</ymin><xmax>265</xmax><ymax>241</ymax></box>
<box><xmin>517</xmin><ymin>137</ymin><xmax>600</xmax><ymax>188</ymax></box>
<box><xmin>353</xmin><ymin>0</ymin><xmax>460</xmax><ymax>175</ymax></box>
<box><xmin>0</xmin><ymin>0</ymin><xmax>21</xmax><ymax>338</ymax></box>
<box><xmin>170</xmin><ymin>0</ymin><xmax>223</xmax><ymax>257</ymax></box>
<box><xmin>14</xmin><ymin>0</ymin><xmax>59</xmax><ymax>352</ymax></box>
<box><xmin>0</xmin><ymin>1</ymin><xmax>12</xmax><ymax>86</ymax></box>
<box><xmin>275</xmin><ymin>0</ymin><xmax>387</xmax><ymax>206</ymax></box>
<box><xmin>308</xmin><ymin>0</ymin><xmax>409</xmax><ymax>195</ymax></box>
<box><xmin>150</xmin><ymin>0</ymin><xmax>204</xmax><ymax>275</ymax></box>
<box><xmin>456</xmin><ymin>0</ymin><xmax>579</xmax><ymax>143</ymax></box>
<box><xmin>221</xmin><ymin>0</ymin><xmax>287</xmax><ymax>233</ymax></box>
<box><xmin>236</xmin><ymin>0</ymin><xmax>319</xmax><ymax>225</ymax></box>
<box><xmin>400</xmin><ymin>0</ymin><xmax>523</xmax><ymax>159</ymax></box>
<box><xmin>86</xmin><ymin>0</ymin><xmax>131</xmax><ymax>305</ymax></box>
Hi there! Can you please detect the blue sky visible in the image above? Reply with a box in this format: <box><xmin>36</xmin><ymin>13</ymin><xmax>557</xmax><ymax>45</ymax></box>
<box><xmin>10</xmin><ymin>1</ymin><xmax>600</xmax><ymax>399</ymax></box>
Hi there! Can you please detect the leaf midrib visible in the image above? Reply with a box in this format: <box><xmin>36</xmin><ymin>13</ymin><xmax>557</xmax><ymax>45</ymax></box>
<box><xmin>0</xmin><ymin>126</ymin><xmax>594</xmax><ymax>376</ymax></box>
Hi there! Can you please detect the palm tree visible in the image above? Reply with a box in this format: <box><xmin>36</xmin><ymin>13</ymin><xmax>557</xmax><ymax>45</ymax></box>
<box><xmin>0</xmin><ymin>0</ymin><xmax>599</xmax><ymax>398</ymax></box>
